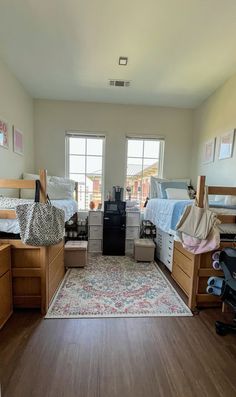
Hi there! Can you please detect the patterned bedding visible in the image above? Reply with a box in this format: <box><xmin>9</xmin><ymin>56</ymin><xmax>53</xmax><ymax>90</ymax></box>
<box><xmin>0</xmin><ymin>197</ymin><xmax>78</xmax><ymax>234</ymax></box>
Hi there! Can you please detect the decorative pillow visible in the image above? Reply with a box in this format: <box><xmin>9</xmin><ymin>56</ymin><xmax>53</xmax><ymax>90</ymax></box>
<box><xmin>159</xmin><ymin>181</ymin><xmax>188</xmax><ymax>199</ymax></box>
<box><xmin>47</xmin><ymin>181</ymin><xmax>74</xmax><ymax>200</ymax></box>
<box><xmin>166</xmin><ymin>188</ymin><xmax>190</xmax><ymax>200</ymax></box>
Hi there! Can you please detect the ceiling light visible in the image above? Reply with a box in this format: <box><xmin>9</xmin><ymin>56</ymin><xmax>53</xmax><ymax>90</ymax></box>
<box><xmin>119</xmin><ymin>56</ymin><xmax>128</xmax><ymax>66</ymax></box>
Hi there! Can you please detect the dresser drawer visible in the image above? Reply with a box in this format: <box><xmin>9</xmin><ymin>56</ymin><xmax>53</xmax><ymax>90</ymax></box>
<box><xmin>0</xmin><ymin>270</ymin><xmax>12</xmax><ymax>329</ymax></box>
<box><xmin>173</xmin><ymin>248</ymin><xmax>193</xmax><ymax>277</ymax></box>
<box><xmin>172</xmin><ymin>262</ymin><xmax>190</xmax><ymax>296</ymax></box>
<box><xmin>174</xmin><ymin>241</ymin><xmax>194</xmax><ymax>260</ymax></box>
<box><xmin>89</xmin><ymin>226</ymin><xmax>103</xmax><ymax>239</ymax></box>
<box><xmin>0</xmin><ymin>244</ymin><xmax>11</xmax><ymax>277</ymax></box>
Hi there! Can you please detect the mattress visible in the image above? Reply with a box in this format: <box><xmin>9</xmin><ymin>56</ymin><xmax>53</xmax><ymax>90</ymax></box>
<box><xmin>144</xmin><ymin>198</ymin><xmax>193</xmax><ymax>234</ymax></box>
<box><xmin>0</xmin><ymin>197</ymin><xmax>78</xmax><ymax>234</ymax></box>
<box><xmin>144</xmin><ymin>198</ymin><xmax>236</xmax><ymax>235</ymax></box>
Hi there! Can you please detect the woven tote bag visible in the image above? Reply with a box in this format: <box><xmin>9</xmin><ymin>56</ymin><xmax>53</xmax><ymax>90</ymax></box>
<box><xmin>16</xmin><ymin>180</ymin><xmax>65</xmax><ymax>246</ymax></box>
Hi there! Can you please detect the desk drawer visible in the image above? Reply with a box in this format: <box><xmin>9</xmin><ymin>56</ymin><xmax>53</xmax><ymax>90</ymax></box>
<box><xmin>172</xmin><ymin>262</ymin><xmax>191</xmax><ymax>296</ymax></box>
<box><xmin>0</xmin><ymin>245</ymin><xmax>11</xmax><ymax>277</ymax></box>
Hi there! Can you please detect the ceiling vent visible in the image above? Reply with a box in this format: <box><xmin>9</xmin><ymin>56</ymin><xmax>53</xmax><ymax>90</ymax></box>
<box><xmin>109</xmin><ymin>79</ymin><xmax>131</xmax><ymax>87</ymax></box>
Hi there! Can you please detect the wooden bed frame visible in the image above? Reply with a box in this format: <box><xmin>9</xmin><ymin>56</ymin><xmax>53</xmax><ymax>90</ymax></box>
<box><xmin>172</xmin><ymin>175</ymin><xmax>236</xmax><ymax>310</ymax></box>
<box><xmin>0</xmin><ymin>169</ymin><xmax>76</xmax><ymax>315</ymax></box>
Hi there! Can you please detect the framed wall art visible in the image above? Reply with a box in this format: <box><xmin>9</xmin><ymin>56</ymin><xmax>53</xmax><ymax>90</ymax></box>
<box><xmin>0</xmin><ymin>117</ymin><xmax>9</xmax><ymax>149</ymax></box>
<box><xmin>202</xmin><ymin>138</ymin><xmax>215</xmax><ymax>164</ymax></box>
<box><xmin>218</xmin><ymin>130</ymin><xmax>235</xmax><ymax>160</ymax></box>
<box><xmin>13</xmin><ymin>126</ymin><xmax>24</xmax><ymax>155</ymax></box>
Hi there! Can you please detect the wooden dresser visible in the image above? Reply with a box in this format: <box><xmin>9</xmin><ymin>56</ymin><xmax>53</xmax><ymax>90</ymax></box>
<box><xmin>0</xmin><ymin>244</ymin><xmax>12</xmax><ymax>329</ymax></box>
<box><xmin>172</xmin><ymin>241</ymin><xmax>233</xmax><ymax>310</ymax></box>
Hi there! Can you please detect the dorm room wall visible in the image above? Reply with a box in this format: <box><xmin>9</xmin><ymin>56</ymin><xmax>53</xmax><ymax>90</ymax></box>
<box><xmin>0</xmin><ymin>58</ymin><xmax>34</xmax><ymax>185</ymax></box>
<box><xmin>191</xmin><ymin>72</ymin><xmax>236</xmax><ymax>186</ymax></box>
<box><xmin>34</xmin><ymin>100</ymin><xmax>193</xmax><ymax>196</ymax></box>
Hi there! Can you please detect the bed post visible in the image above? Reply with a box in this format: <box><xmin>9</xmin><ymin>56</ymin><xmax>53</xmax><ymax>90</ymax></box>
<box><xmin>39</xmin><ymin>169</ymin><xmax>47</xmax><ymax>203</ymax></box>
<box><xmin>196</xmin><ymin>175</ymin><xmax>205</xmax><ymax>208</ymax></box>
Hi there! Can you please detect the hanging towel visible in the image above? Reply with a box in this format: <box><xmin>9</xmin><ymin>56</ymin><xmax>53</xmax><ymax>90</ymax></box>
<box><xmin>212</xmin><ymin>251</ymin><xmax>221</xmax><ymax>261</ymax></box>
<box><xmin>212</xmin><ymin>260</ymin><xmax>222</xmax><ymax>270</ymax></box>
<box><xmin>207</xmin><ymin>276</ymin><xmax>224</xmax><ymax>289</ymax></box>
<box><xmin>206</xmin><ymin>285</ymin><xmax>222</xmax><ymax>296</ymax></box>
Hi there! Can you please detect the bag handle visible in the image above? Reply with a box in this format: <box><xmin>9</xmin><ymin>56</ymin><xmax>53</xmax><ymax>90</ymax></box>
<box><xmin>35</xmin><ymin>179</ymin><xmax>51</xmax><ymax>204</ymax></box>
<box><xmin>35</xmin><ymin>180</ymin><xmax>40</xmax><ymax>202</ymax></box>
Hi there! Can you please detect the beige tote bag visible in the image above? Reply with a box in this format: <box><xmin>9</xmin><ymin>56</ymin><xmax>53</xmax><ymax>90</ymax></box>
<box><xmin>176</xmin><ymin>187</ymin><xmax>220</xmax><ymax>240</ymax></box>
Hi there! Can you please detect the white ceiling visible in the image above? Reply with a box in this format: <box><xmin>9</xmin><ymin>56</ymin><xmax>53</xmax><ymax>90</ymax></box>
<box><xmin>1</xmin><ymin>0</ymin><xmax>236</xmax><ymax>108</ymax></box>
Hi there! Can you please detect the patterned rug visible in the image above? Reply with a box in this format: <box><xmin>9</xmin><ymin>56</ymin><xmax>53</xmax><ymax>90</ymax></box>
<box><xmin>45</xmin><ymin>255</ymin><xmax>192</xmax><ymax>318</ymax></box>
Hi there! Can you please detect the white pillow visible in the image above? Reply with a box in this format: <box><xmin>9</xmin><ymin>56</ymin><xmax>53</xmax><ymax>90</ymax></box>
<box><xmin>149</xmin><ymin>177</ymin><xmax>191</xmax><ymax>199</ymax></box>
<box><xmin>224</xmin><ymin>196</ymin><xmax>236</xmax><ymax>206</ymax></box>
<box><xmin>149</xmin><ymin>176</ymin><xmax>168</xmax><ymax>198</ymax></box>
<box><xmin>166</xmin><ymin>188</ymin><xmax>190</xmax><ymax>200</ymax></box>
<box><xmin>21</xmin><ymin>173</ymin><xmax>75</xmax><ymax>200</ymax></box>
<box><xmin>20</xmin><ymin>173</ymin><xmax>39</xmax><ymax>199</ymax></box>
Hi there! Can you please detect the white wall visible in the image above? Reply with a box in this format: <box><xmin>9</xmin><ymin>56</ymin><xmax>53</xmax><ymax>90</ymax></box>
<box><xmin>0</xmin><ymin>58</ymin><xmax>34</xmax><ymax>184</ymax></box>
<box><xmin>34</xmin><ymin>100</ymin><xmax>193</xmax><ymax>195</ymax></box>
<box><xmin>191</xmin><ymin>73</ymin><xmax>236</xmax><ymax>186</ymax></box>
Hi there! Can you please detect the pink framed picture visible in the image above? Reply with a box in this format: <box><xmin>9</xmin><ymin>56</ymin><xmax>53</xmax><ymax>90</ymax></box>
<box><xmin>0</xmin><ymin>117</ymin><xmax>9</xmax><ymax>149</ymax></box>
<box><xmin>13</xmin><ymin>127</ymin><xmax>23</xmax><ymax>155</ymax></box>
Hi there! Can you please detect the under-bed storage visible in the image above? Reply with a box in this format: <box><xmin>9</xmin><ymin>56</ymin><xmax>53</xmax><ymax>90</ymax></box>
<box><xmin>172</xmin><ymin>241</ymin><xmax>233</xmax><ymax>310</ymax></box>
<box><xmin>0</xmin><ymin>239</ymin><xmax>64</xmax><ymax>313</ymax></box>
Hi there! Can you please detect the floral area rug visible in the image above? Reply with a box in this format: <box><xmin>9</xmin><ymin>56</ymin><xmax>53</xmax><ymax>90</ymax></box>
<box><xmin>45</xmin><ymin>255</ymin><xmax>192</xmax><ymax>318</ymax></box>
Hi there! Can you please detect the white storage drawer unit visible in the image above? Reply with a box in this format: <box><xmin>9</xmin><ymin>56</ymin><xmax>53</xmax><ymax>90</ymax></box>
<box><xmin>88</xmin><ymin>211</ymin><xmax>103</xmax><ymax>225</ymax></box>
<box><xmin>125</xmin><ymin>239</ymin><xmax>134</xmax><ymax>254</ymax></box>
<box><xmin>126</xmin><ymin>211</ymin><xmax>140</xmax><ymax>227</ymax></box>
<box><xmin>88</xmin><ymin>211</ymin><xmax>103</xmax><ymax>252</ymax></box>
<box><xmin>125</xmin><ymin>209</ymin><xmax>141</xmax><ymax>255</ymax></box>
<box><xmin>88</xmin><ymin>239</ymin><xmax>102</xmax><ymax>253</ymax></box>
<box><xmin>126</xmin><ymin>226</ymin><xmax>140</xmax><ymax>240</ymax></box>
<box><xmin>155</xmin><ymin>228</ymin><xmax>174</xmax><ymax>271</ymax></box>
<box><xmin>89</xmin><ymin>225</ymin><xmax>103</xmax><ymax>239</ymax></box>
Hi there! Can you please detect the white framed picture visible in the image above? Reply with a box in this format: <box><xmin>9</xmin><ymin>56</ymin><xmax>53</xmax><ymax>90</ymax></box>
<box><xmin>202</xmin><ymin>138</ymin><xmax>215</xmax><ymax>164</ymax></box>
<box><xmin>218</xmin><ymin>130</ymin><xmax>235</xmax><ymax>160</ymax></box>
<box><xmin>13</xmin><ymin>126</ymin><xmax>24</xmax><ymax>155</ymax></box>
<box><xmin>0</xmin><ymin>116</ymin><xmax>9</xmax><ymax>149</ymax></box>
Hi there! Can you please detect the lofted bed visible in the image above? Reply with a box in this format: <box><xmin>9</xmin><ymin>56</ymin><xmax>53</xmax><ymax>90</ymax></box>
<box><xmin>0</xmin><ymin>169</ymin><xmax>78</xmax><ymax>314</ymax></box>
<box><xmin>145</xmin><ymin>175</ymin><xmax>236</xmax><ymax>310</ymax></box>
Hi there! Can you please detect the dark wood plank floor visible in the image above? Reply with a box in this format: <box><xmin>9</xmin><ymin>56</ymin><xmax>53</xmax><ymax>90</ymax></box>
<box><xmin>0</xmin><ymin>307</ymin><xmax>236</xmax><ymax>397</ymax></box>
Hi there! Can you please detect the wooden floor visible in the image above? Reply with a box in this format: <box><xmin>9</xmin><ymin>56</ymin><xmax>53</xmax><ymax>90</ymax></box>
<box><xmin>0</xmin><ymin>307</ymin><xmax>236</xmax><ymax>397</ymax></box>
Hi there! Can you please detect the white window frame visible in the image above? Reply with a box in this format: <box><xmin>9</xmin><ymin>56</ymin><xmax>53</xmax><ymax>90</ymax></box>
<box><xmin>65</xmin><ymin>132</ymin><xmax>106</xmax><ymax>211</ymax></box>
<box><xmin>125</xmin><ymin>136</ymin><xmax>165</xmax><ymax>204</ymax></box>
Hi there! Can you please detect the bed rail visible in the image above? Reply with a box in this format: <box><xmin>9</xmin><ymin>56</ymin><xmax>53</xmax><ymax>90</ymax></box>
<box><xmin>196</xmin><ymin>175</ymin><xmax>236</xmax><ymax>224</ymax></box>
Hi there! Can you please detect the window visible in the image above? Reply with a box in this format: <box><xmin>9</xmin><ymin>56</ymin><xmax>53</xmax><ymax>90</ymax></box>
<box><xmin>125</xmin><ymin>138</ymin><xmax>164</xmax><ymax>208</ymax></box>
<box><xmin>66</xmin><ymin>134</ymin><xmax>105</xmax><ymax>210</ymax></box>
